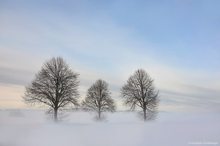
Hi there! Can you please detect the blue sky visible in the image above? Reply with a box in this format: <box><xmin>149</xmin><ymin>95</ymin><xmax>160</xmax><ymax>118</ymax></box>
<box><xmin>0</xmin><ymin>0</ymin><xmax>220</xmax><ymax>112</ymax></box>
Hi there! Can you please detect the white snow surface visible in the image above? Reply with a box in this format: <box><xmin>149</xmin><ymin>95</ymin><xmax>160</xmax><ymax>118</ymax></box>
<box><xmin>0</xmin><ymin>110</ymin><xmax>219</xmax><ymax>146</ymax></box>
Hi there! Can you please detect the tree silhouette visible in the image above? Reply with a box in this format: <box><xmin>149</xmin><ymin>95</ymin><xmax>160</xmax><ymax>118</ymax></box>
<box><xmin>121</xmin><ymin>69</ymin><xmax>159</xmax><ymax>121</ymax></box>
<box><xmin>82</xmin><ymin>79</ymin><xmax>116</xmax><ymax>120</ymax></box>
<box><xmin>24</xmin><ymin>57</ymin><xmax>79</xmax><ymax>121</ymax></box>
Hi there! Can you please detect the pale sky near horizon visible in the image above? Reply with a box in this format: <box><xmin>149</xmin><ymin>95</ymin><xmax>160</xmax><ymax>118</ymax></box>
<box><xmin>0</xmin><ymin>0</ymin><xmax>220</xmax><ymax>112</ymax></box>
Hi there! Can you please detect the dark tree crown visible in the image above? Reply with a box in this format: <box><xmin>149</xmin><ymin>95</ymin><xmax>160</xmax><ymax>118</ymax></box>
<box><xmin>24</xmin><ymin>57</ymin><xmax>79</xmax><ymax>120</ymax></box>
<box><xmin>121</xmin><ymin>69</ymin><xmax>159</xmax><ymax>120</ymax></box>
<box><xmin>82</xmin><ymin>79</ymin><xmax>116</xmax><ymax>114</ymax></box>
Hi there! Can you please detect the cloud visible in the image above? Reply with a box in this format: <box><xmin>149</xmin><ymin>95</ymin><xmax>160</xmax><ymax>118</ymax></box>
<box><xmin>0</xmin><ymin>67</ymin><xmax>34</xmax><ymax>86</ymax></box>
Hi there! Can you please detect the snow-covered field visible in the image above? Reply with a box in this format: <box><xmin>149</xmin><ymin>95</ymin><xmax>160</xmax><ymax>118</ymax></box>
<box><xmin>0</xmin><ymin>110</ymin><xmax>219</xmax><ymax>146</ymax></box>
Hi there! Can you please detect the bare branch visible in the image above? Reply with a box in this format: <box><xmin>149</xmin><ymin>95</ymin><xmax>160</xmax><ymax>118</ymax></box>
<box><xmin>23</xmin><ymin>57</ymin><xmax>79</xmax><ymax>121</ymax></box>
<box><xmin>121</xmin><ymin>69</ymin><xmax>159</xmax><ymax>121</ymax></box>
<box><xmin>82</xmin><ymin>79</ymin><xmax>116</xmax><ymax>120</ymax></box>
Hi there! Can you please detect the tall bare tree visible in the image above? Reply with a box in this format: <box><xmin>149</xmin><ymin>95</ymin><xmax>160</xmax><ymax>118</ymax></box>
<box><xmin>121</xmin><ymin>69</ymin><xmax>159</xmax><ymax>121</ymax></box>
<box><xmin>82</xmin><ymin>79</ymin><xmax>116</xmax><ymax>120</ymax></box>
<box><xmin>24</xmin><ymin>57</ymin><xmax>79</xmax><ymax>121</ymax></box>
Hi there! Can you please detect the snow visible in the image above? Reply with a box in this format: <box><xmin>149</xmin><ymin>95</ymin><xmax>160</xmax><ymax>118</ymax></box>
<box><xmin>0</xmin><ymin>110</ymin><xmax>219</xmax><ymax>146</ymax></box>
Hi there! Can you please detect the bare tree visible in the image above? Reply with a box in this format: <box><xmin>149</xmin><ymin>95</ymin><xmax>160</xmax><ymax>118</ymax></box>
<box><xmin>24</xmin><ymin>57</ymin><xmax>79</xmax><ymax>121</ymax></box>
<box><xmin>121</xmin><ymin>69</ymin><xmax>159</xmax><ymax>121</ymax></box>
<box><xmin>82</xmin><ymin>79</ymin><xmax>116</xmax><ymax>120</ymax></box>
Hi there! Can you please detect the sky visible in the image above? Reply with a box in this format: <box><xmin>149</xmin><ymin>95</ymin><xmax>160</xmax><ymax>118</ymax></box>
<box><xmin>0</xmin><ymin>0</ymin><xmax>220</xmax><ymax>112</ymax></box>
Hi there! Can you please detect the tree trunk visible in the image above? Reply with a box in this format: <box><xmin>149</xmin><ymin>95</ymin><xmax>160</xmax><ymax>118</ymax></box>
<box><xmin>143</xmin><ymin>103</ymin><xmax>147</xmax><ymax>121</ymax></box>
<box><xmin>98</xmin><ymin>109</ymin><xmax>101</xmax><ymax>120</ymax></box>
<box><xmin>54</xmin><ymin>108</ymin><xmax>58</xmax><ymax>122</ymax></box>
